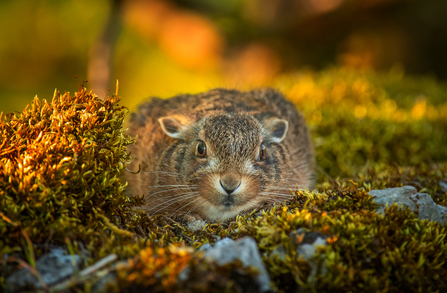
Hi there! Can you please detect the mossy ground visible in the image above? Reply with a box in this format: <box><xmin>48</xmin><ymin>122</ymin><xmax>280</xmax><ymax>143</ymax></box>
<box><xmin>1</xmin><ymin>68</ymin><xmax>447</xmax><ymax>292</ymax></box>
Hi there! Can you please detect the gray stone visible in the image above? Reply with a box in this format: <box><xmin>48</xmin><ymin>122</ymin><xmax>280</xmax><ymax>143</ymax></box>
<box><xmin>198</xmin><ymin>243</ymin><xmax>212</xmax><ymax>252</ymax></box>
<box><xmin>177</xmin><ymin>266</ymin><xmax>191</xmax><ymax>282</ymax></box>
<box><xmin>197</xmin><ymin>237</ymin><xmax>235</xmax><ymax>253</ymax></box>
<box><xmin>297</xmin><ymin>237</ymin><xmax>328</xmax><ymax>262</ymax></box>
<box><xmin>213</xmin><ymin>237</ymin><xmax>234</xmax><ymax>249</ymax></box>
<box><xmin>89</xmin><ymin>259</ymin><xmax>132</xmax><ymax>293</ymax></box>
<box><xmin>90</xmin><ymin>272</ymin><xmax>118</xmax><ymax>293</ymax></box>
<box><xmin>186</xmin><ymin>219</ymin><xmax>208</xmax><ymax>232</ymax></box>
<box><xmin>270</xmin><ymin>245</ymin><xmax>286</xmax><ymax>261</ymax></box>
<box><xmin>290</xmin><ymin>228</ymin><xmax>328</xmax><ymax>246</ymax></box>
<box><xmin>440</xmin><ymin>181</ymin><xmax>447</xmax><ymax>193</ymax></box>
<box><xmin>290</xmin><ymin>228</ymin><xmax>328</xmax><ymax>283</ymax></box>
<box><xmin>6</xmin><ymin>249</ymin><xmax>81</xmax><ymax>293</ymax></box>
<box><xmin>369</xmin><ymin>185</ymin><xmax>447</xmax><ymax>224</ymax></box>
<box><xmin>80</xmin><ymin>254</ymin><xmax>123</xmax><ymax>293</ymax></box>
<box><xmin>271</xmin><ymin>229</ymin><xmax>329</xmax><ymax>270</ymax></box>
<box><xmin>203</xmin><ymin>236</ymin><xmax>271</xmax><ymax>292</ymax></box>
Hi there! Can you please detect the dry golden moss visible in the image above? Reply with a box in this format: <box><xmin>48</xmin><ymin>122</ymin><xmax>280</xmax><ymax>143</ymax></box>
<box><xmin>112</xmin><ymin>244</ymin><xmax>260</xmax><ymax>293</ymax></box>
<box><xmin>0</xmin><ymin>88</ymin><xmax>149</xmax><ymax>288</ymax></box>
<box><xmin>0</xmin><ymin>88</ymin><xmax>136</xmax><ymax>249</ymax></box>
<box><xmin>116</xmin><ymin>245</ymin><xmax>194</xmax><ymax>291</ymax></box>
<box><xmin>1</xmin><ymin>69</ymin><xmax>447</xmax><ymax>292</ymax></box>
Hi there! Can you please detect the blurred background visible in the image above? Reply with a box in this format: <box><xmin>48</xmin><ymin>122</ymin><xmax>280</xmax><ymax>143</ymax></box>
<box><xmin>1</xmin><ymin>0</ymin><xmax>447</xmax><ymax>113</ymax></box>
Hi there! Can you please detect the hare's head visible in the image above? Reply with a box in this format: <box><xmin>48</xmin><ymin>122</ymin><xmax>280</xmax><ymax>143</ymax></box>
<box><xmin>154</xmin><ymin>112</ymin><xmax>290</xmax><ymax>221</ymax></box>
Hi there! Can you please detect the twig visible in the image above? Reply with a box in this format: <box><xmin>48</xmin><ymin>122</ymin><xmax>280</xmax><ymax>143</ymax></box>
<box><xmin>164</xmin><ymin>216</ymin><xmax>182</xmax><ymax>227</ymax></box>
<box><xmin>97</xmin><ymin>213</ymin><xmax>134</xmax><ymax>238</ymax></box>
<box><xmin>0</xmin><ymin>211</ymin><xmax>18</xmax><ymax>226</ymax></box>
<box><xmin>48</xmin><ymin>254</ymin><xmax>119</xmax><ymax>292</ymax></box>
<box><xmin>164</xmin><ymin>217</ymin><xmax>194</xmax><ymax>243</ymax></box>
<box><xmin>4</xmin><ymin>256</ymin><xmax>48</xmax><ymax>291</ymax></box>
<box><xmin>79</xmin><ymin>254</ymin><xmax>117</xmax><ymax>276</ymax></box>
<box><xmin>44</xmin><ymin>228</ymin><xmax>54</xmax><ymax>253</ymax></box>
<box><xmin>21</xmin><ymin>230</ymin><xmax>36</xmax><ymax>268</ymax></box>
<box><xmin>316</xmin><ymin>165</ymin><xmax>336</xmax><ymax>187</ymax></box>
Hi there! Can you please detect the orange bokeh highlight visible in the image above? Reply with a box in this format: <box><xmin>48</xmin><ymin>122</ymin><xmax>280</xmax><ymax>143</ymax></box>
<box><xmin>305</xmin><ymin>0</ymin><xmax>344</xmax><ymax>14</ymax></box>
<box><xmin>124</xmin><ymin>0</ymin><xmax>174</xmax><ymax>39</ymax></box>
<box><xmin>159</xmin><ymin>12</ymin><xmax>223</xmax><ymax>70</ymax></box>
<box><xmin>124</xmin><ymin>0</ymin><xmax>223</xmax><ymax>71</ymax></box>
<box><xmin>225</xmin><ymin>43</ymin><xmax>281</xmax><ymax>87</ymax></box>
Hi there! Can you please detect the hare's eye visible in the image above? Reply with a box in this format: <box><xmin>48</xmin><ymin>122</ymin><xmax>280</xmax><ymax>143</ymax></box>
<box><xmin>258</xmin><ymin>143</ymin><xmax>266</xmax><ymax>161</ymax></box>
<box><xmin>196</xmin><ymin>141</ymin><xmax>206</xmax><ymax>158</ymax></box>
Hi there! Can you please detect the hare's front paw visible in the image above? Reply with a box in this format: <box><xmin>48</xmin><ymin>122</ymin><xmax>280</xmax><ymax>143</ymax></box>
<box><xmin>178</xmin><ymin>213</ymin><xmax>208</xmax><ymax>232</ymax></box>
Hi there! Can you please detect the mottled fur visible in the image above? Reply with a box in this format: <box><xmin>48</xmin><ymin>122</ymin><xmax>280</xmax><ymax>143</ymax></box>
<box><xmin>123</xmin><ymin>88</ymin><xmax>315</xmax><ymax>221</ymax></box>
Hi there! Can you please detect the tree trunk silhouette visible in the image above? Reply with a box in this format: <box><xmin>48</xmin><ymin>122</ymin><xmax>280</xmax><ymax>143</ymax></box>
<box><xmin>88</xmin><ymin>0</ymin><xmax>123</xmax><ymax>100</ymax></box>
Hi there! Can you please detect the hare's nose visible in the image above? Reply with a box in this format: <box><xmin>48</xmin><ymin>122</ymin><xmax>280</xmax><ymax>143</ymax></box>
<box><xmin>220</xmin><ymin>173</ymin><xmax>241</xmax><ymax>195</ymax></box>
<box><xmin>220</xmin><ymin>181</ymin><xmax>241</xmax><ymax>194</ymax></box>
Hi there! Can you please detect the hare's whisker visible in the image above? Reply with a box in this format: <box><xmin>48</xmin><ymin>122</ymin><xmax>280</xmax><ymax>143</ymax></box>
<box><xmin>170</xmin><ymin>197</ymin><xmax>203</xmax><ymax>217</ymax></box>
<box><xmin>263</xmin><ymin>186</ymin><xmax>296</xmax><ymax>190</ymax></box>
<box><xmin>146</xmin><ymin>187</ymin><xmax>197</xmax><ymax>198</ymax></box>
<box><xmin>149</xmin><ymin>184</ymin><xmax>198</xmax><ymax>188</ymax></box>
<box><xmin>146</xmin><ymin>191</ymin><xmax>199</xmax><ymax>202</ymax></box>
<box><xmin>148</xmin><ymin>192</ymin><xmax>199</xmax><ymax>214</ymax></box>
<box><xmin>259</xmin><ymin>192</ymin><xmax>292</xmax><ymax>198</ymax></box>
<box><xmin>152</xmin><ymin>195</ymin><xmax>199</xmax><ymax>215</ymax></box>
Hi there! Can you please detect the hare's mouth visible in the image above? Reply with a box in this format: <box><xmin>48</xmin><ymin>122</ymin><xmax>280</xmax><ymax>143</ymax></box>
<box><xmin>203</xmin><ymin>197</ymin><xmax>259</xmax><ymax>221</ymax></box>
<box><xmin>222</xmin><ymin>194</ymin><xmax>235</xmax><ymax>207</ymax></box>
<box><xmin>198</xmin><ymin>175</ymin><xmax>260</xmax><ymax>220</ymax></box>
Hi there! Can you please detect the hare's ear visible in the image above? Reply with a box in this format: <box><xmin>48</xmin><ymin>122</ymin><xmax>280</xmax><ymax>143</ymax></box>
<box><xmin>158</xmin><ymin>116</ymin><xmax>186</xmax><ymax>139</ymax></box>
<box><xmin>266</xmin><ymin>118</ymin><xmax>289</xmax><ymax>143</ymax></box>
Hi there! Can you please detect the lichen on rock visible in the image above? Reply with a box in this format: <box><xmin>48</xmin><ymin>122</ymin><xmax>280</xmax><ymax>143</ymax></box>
<box><xmin>370</xmin><ymin>185</ymin><xmax>447</xmax><ymax>223</ymax></box>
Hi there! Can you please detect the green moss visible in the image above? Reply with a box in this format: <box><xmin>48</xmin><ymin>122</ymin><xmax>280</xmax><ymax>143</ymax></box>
<box><xmin>274</xmin><ymin>67</ymin><xmax>447</xmax><ymax>179</ymax></box>
<box><xmin>1</xmin><ymin>69</ymin><xmax>447</xmax><ymax>292</ymax></box>
<box><xmin>253</xmin><ymin>191</ymin><xmax>447</xmax><ymax>292</ymax></box>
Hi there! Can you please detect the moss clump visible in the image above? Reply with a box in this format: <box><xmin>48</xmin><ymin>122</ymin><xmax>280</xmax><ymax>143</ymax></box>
<box><xmin>113</xmin><ymin>244</ymin><xmax>260</xmax><ymax>293</ymax></box>
<box><xmin>355</xmin><ymin>163</ymin><xmax>447</xmax><ymax>206</ymax></box>
<box><xmin>251</xmin><ymin>187</ymin><xmax>447</xmax><ymax>292</ymax></box>
<box><xmin>0</xmin><ymin>88</ymin><xmax>148</xmax><ymax>285</ymax></box>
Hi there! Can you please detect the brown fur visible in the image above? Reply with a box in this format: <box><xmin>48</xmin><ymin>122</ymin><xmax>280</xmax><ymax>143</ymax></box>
<box><xmin>123</xmin><ymin>88</ymin><xmax>315</xmax><ymax>221</ymax></box>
